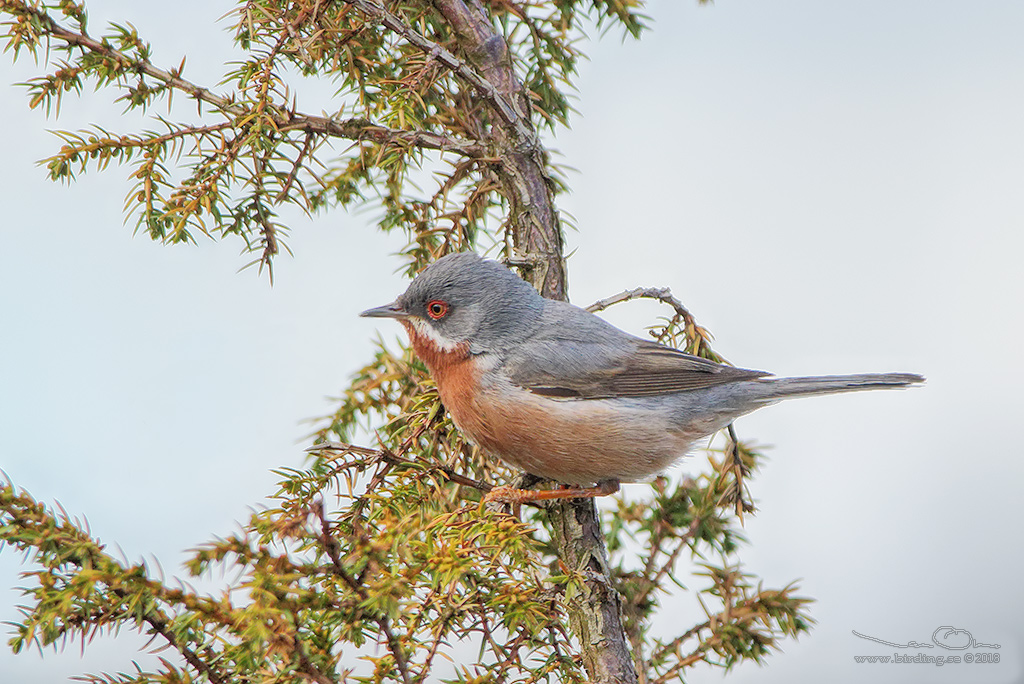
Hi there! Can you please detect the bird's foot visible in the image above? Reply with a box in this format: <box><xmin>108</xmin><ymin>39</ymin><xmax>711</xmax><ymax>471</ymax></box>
<box><xmin>483</xmin><ymin>479</ymin><xmax>620</xmax><ymax>506</ymax></box>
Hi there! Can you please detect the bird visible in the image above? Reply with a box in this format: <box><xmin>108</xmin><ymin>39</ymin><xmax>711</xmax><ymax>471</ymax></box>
<box><xmin>360</xmin><ymin>252</ymin><xmax>924</xmax><ymax>504</ymax></box>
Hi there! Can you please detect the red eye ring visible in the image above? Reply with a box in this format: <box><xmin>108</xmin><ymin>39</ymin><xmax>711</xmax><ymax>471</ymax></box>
<box><xmin>426</xmin><ymin>300</ymin><xmax>449</xmax><ymax>320</ymax></box>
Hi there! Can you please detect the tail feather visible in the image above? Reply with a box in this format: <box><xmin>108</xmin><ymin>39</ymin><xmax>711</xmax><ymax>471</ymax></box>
<box><xmin>757</xmin><ymin>373</ymin><xmax>925</xmax><ymax>400</ymax></box>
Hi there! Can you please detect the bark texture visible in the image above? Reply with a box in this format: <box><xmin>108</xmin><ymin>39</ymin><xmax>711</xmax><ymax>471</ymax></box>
<box><xmin>548</xmin><ymin>499</ymin><xmax>639</xmax><ymax>684</ymax></box>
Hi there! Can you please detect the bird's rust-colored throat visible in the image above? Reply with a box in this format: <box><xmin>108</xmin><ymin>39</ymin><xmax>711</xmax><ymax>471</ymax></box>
<box><xmin>401</xmin><ymin>321</ymin><xmax>471</xmax><ymax>376</ymax></box>
<box><xmin>401</xmin><ymin>319</ymin><xmax>490</xmax><ymax>459</ymax></box>
<box><xmin>401</xmin><ymin>319</ymin><xmax>482</xmax><ymax>427</ymax></box>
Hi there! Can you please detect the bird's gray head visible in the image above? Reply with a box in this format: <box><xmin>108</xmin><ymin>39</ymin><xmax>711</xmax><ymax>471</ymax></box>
<box><xmin>360</xmin><ymin>252</ymin><xmax>545</xmax><ymax>353</ymax></box>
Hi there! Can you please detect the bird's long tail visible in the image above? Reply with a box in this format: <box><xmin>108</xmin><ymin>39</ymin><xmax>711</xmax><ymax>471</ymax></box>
<box><xmin>757</xmin><ymin>373</ymin><xmax>925</xmax><ymax>400</ymax></box>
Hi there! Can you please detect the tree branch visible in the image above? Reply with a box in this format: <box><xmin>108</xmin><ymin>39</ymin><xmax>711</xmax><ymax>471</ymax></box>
<box><xmin>340</xmin><ymin>0</ymin><xmax>535</xmax><ymax>146</ymax></box>
<box><xmin>128</xmin><ymin>598</ymin><xmax>229</xmax><ymax>684</ymax></box>
<box><xmin>280</xmin><ymin>115</ymin><xmax>485</xmax><ymax>156</ymax></box>
<box><xmin>424</xmin><ymin>0</ymin><xmax>567</xmax><ymax>300</ymax></box>
<box><xmin>6</xmin><ymin>0</ymin><xmax>484</xmax><ymax>156</ymax></box>
<box><xmin>586</xmin><ymin>287</ymin><xmax>686</xmax><ymax>316</ymax></box>
<box><xmin>586</xmin><ymin>286</ymin><xmax>727</xmax><ymax>363</ymax></box>
<box><xmin>547</xmin><ymin>500</ymin><xmax>639</xmax><ymax>684</ymax></box>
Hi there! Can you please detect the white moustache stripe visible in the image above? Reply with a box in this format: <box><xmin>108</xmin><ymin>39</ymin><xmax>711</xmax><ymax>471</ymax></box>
<box><xmin>408</xmin><ymin>317</ymin><xmax>463</xmax><ymax>353</ymax></box>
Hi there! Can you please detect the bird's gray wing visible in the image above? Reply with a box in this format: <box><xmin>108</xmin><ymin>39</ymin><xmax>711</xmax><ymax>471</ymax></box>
<box><xmin>503</xmin><ymin>301</ymin><xmax>770</xmax><ymax>399</ymax></box>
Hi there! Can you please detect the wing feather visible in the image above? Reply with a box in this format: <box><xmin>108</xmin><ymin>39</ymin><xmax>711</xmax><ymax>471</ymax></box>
<box><xmin>511</xmin><ymin>338</ymin><xmax>769</xmax><ymax>399</ymax></box>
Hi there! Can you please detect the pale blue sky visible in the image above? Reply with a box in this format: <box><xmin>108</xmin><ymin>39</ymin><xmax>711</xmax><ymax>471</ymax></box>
<box><xmin>2</xmin><ymin>1</ymin><xmax>1022</xmax><ymax>682</ymax></box>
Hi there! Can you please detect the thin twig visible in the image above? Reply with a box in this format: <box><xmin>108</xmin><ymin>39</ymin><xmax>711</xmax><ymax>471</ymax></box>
<box><xmin>140</xmin><ymin>614</ymin><xmax>228</xmax><ymax>684</ymax></box>
<box><xmin>587</xmin><ymin>285</ymin><xmax>729</xmax><ymax>364</ymax></box>
<box><xmin>586</xmin><ymin>286</ymin><xmax>693</xmax><ymax>321</ymax></box>
<box><xmin>99</xmin><ymin>581</ymin><xmax>228</xmax><ymax>683</ymax></box>
<box><xmin>648</xmin><ymin>518</ymin><xmax>700</xmax><ymax>590</ymax></box>
<box><xmin>276</xmin><ymin>131</ymin><xmax>315</xmax><ymax>203</ymax></box>
<box><xmin>417</xmin><ymin>607</ymin><xmax>457</xmax><ymax>683</ymax></box>
<box><xmin>726</xmin><ymin>424</ymin><xmax>754</xmax><ymax>519</ymax></box>
<box><xmin>307</xmin><ymin>440</ymin><xmax>493</xmax><ymax>493</ymax></box>
<box><xmin>291</xmin><ymin>636</ymin><xmax>335</xmax><ymax>684</ymax></box>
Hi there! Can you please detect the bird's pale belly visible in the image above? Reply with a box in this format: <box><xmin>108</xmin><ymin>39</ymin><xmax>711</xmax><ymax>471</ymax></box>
<box><xmin>439</xmin><ymin>373</ymin><xmax>693</xmax><ymax>485</ymax></box>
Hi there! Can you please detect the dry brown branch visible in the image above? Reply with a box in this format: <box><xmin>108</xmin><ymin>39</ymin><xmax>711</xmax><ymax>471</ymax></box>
<box><xmin>587</xmin><ymin>286</ymin><xmax>727</xmax><ymax>363</ymax></box>
<box><xmin>586</xmin><ymin>287</ymin><xmax>687</xmax><ymax>316</ymax></box>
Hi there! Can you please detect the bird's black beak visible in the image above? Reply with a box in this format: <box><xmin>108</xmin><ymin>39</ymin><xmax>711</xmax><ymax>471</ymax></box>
<box><xmin>359</xmin><ymin>301</ymin><xmax>410</xmax><ymax>319</ymax></box>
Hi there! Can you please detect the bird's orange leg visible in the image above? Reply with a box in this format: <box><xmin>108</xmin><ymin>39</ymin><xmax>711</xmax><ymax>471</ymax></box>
<box><xmin>483</xmin><ymin>479</ymin><xmax>620</xmax><ymax>506</ymax></box>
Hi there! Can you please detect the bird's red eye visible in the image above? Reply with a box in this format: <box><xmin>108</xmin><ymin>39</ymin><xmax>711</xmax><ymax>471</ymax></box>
<box><xmin>426</xmin><ymin>300</ymin><xmax>449</xmax><ymax>320</ymax></box>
